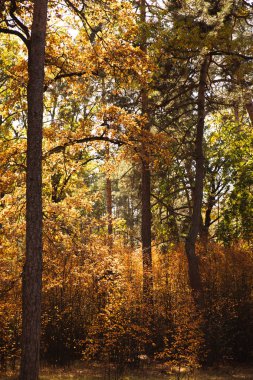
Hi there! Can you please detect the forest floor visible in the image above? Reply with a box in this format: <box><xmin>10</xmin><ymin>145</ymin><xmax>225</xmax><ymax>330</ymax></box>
<box><xmin>1</xmin><ymin>362</ymin><xmax>253</xmax><ymax>380</ymax></box>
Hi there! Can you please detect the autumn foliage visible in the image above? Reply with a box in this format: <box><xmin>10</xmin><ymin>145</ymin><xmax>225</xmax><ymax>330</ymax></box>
<box><xmin>1</xmin><ymin>234</ymin><xmax>253</xmax><ymax>369</ymax></box>
<box><xmin>1</xmin><ymin>0</ymin><xmax>253</xmax><ymax>376</ymax></box>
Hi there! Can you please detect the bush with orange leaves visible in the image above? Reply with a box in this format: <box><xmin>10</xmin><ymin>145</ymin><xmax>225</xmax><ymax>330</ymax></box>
<box><xmin>0</xmin><ymin>238</ymin><xmax>253</xmax><ymax>369</ymax></box>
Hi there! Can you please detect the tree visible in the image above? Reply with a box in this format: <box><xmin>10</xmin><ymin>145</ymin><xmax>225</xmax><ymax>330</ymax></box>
<box><xmin>0</xmin><ymin>0</ymin><xmax>50</xmax><ymax>377</ymax></box>
<box><xmin>19</xmin><ymin>1</ymin><xmax>48</xmax><ymax>379</ymax></box>
<box><xmin>139</xmin><ymin>0</ymin><xmax>154</xmax><ymax>316</ymax></box>
<box><xmin>185</xmin><ymin>56</ymin><xmax>210</xmax><ymax>303</ymax></box>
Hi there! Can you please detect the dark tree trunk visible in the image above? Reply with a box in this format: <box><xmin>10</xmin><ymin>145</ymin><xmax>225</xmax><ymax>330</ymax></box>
<box><xmin>102</xmin><ymin>80</ymin><xmax>113</xmax><ymax>249</ymax></box>
<box><xmin>200</xmin><ymin>178</ymin><xmax>216</xmax><ymax>247</ymax></box>
<box><xmin>106</xmin><ymin>145</ymin><xmax>113</xmax><ymax>250</ymax></box>
<box><xmin>140</xmin><ymin>0</ymin><xmax>153</xmax><ymax>310</ymax></box>
<box><xmin>185</xmin><ymin>56</ymin><xmax>209</xmax><ymax>305</ymax></box>
<box><xmin>106</xmin><ymin>177</ymin><xmax>113</xmax><ymax>236</ymax></box>
<box><xmin>245</xmin><ymin>100</ymin><xmax>253</xmax><ymax>125</ymax></box>
<box><xmin>20</xmin><ymin>1</ymin><xmax>48</xmax><ymax>380</ymax></box>
<box><xmin>141</xmin><ymin>154</ymin><xmax>153</xmax><ymax>306</ymax></box>
<box><xmin>234</xmin><ymin>69</ymin><xmax>253</xmax><ymax>124</ymax></box>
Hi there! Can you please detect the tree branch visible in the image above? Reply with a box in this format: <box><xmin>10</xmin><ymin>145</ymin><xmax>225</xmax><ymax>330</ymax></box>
<box><xmin>10</xmin><ymin>0</ymin><xmax>30</xmax><ymax>39</ymax></box>
<box><xmin>44</xmin><ymin>68</ymin><xmax>105</xmax><ymax>91</ymax></box>
<box><xmin>0</xmin><ymin>27</ymin><xmax>29</xmax><ymax>48</ymax></box>
<box><xmin>44</xmin><ymin>135</ymin><xmax>124</xmax><ymax>158</ymax></box>
<box><xmin>211</xmin><ymin>50</ymin><xmax>253</xmax><ymax>61</ymax></box>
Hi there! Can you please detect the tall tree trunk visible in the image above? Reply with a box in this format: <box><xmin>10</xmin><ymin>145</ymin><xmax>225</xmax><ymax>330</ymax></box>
<box><xmin>141</xmin><ymin>151</ymin><xmax>153</xmax><ymax>306</ymax></box>
<box><xmin>102</xmin><ymin>75</ymin><xmax>113</xmax><ymax>250</ymax></box>
<box><xmin>140</xmin><ymin>0</ymin><xmax>153</xmax><ymax>310</ymax></box>
<box><xmin>20</xmin><ymin>2</ymin><xmax>48</xmax><ymax>380</ymax></box>
<box><xmin>200</xmin><ymin>187</ymin><xmax>215</xmax><ymax>248</ymax></box>
<box><xmin>199</xmin><ymin>172</ymin><xmax>217</xmax><ymax>248</ymax></box>
<box><xmin>185</xmin><ymin>56</ymin><xmax>209</xmax><ymax>305</ymax></box>
<box><xmin>106</xmin><ymin>145</ymin><xmax>113</xmax><ymax>249</ymax></box>
<box><xmin>106</xmin><ymin>177</ymin><xmax>113</xmax><ymax>236</ymax></box>
<box><xmin>234</xmin><ymin>71</ymin><xmax>253</xmax><ymax>124</ymax></box>
<box><xmin>245</xmin><ymin>98</ymin><xmax>253</xmax><ymax>125</ymax></box>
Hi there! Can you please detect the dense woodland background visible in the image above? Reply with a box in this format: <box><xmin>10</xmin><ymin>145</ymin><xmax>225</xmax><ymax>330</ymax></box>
<box><xmin>0</xmin><ymin>0</ymin><xmax>253</xmax><ymax>378</ymax></box>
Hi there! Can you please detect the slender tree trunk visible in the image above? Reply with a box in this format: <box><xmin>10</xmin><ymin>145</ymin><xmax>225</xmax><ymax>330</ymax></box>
<box><xmin>141</xmin><ymin>152</ymin><xmax>153</xmax><ymax>305</ymax></box>
<box><xmin>106</xmin><ymin>146</ymin><xmax>113</xmax><ymax>249</ymax></box>
<box><xmin>20</xmin><ymin>2</ymin><xmax>48</xmax><ymax>380</ymax></box>
<box><xmin>106</xmin><ymin>177</ymin><xmax>113</xmax><ymax>236</ymax></box>
<box><xmin>102</xmin><ymin>74</ymin><xmax>113</xmax><ymax>249</ymax></box>
<box><xmin>200</xmin><ymin>196</ymin><xmax>215</xmax><ymax>247</ymax></box>
<box><xmin>245</xmin><ymin>99</ymin><xmax>253</xmax><ymax>124</ymax></box>
<box><xmin>199</xmin><ymin>177</ymin><xmax>216</xmax><ymax>247</ymax></box>
<box><xmin>185</xmin><ymin>56</ymin><xmax>209</xmax><ymax>305</ymax></box>
<box><xmin>234</xmin><ymin>102</ymin><xmax>240</xmax><ymax>123</ymax></box>
<box><xmin>234</xmin><ymin>71</ymin><xmax>253</xmax><ymax>124</ymax></box>
<box><xmin>140</xmin><ymin>0</ymin><xmax>153</xmax><ymax>310</ymax></box>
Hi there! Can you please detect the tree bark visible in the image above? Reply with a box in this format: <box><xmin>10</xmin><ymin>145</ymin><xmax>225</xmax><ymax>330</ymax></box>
<box><xmin>234</xmin><ymin>70</ymin><xmax>253</xmax><ymax>124</ymax></box>
<box><xmin>245</xmin><ymin>99</ymin><xmax>253</xmax><ymax>125</ymax></box>
<box><xmin>20</xmin><ymin>1</ymin><xmax>48</xmax><ymax>380</ymax></box>
<box><xmin>141</xmin><ymin>153</ymin><xmax>153</xmax><ymax>305</ymax></box>
<box><xmin>106</xmin><ymin>146</ymin><xmax>113</xmax><ymax>249</ymax></box>
<box><xmin>106</xmin><ymin>178</ymin><xmax>113</xmax><ymax>235</ymax></box>
<box><xmin>185</xmin><ymin>56</ymin><xmax>209</xmax><ymax>305</ymax></box>
<box><xmin>140</xmin><ymin>0</ymin><xmax>154</xmax><ymax>310</ymax></box>
<box><xmin>199</xmin><ymin>175</ymin><xmax>216</xmax><ymax>248</ymax></box>
<box><xmin>102</xmin><ymin>72</ymin><xmax>113</xmax><ymax>250</ymax></box>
